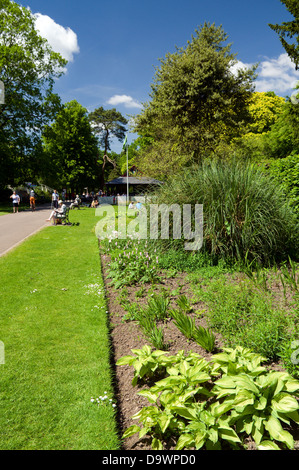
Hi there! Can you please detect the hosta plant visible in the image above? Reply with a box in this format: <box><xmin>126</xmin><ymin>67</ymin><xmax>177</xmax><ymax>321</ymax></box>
<box><xmin>118</xmin><ymin>346</ymin><xmax>299</xmax><ymax>450</ymax></box>
<box><xmin>214</xmin><ymin>370</ymin><xmax>299</xmax><ymax>449</ymax></box>
<box><xmin>211</xmin><ymin>345</ymin><xmax>267</xmax><ymax>376</ymax></box>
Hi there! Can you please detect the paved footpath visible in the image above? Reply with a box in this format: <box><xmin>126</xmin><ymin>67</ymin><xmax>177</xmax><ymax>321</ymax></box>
<box><xmin>0</xmin><ymin>206</ymin><xmax>52</xmax><ymax>257</ymax></box>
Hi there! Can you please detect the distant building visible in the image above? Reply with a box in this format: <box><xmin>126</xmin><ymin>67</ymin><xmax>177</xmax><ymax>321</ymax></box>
<box><xmin>105</xmin><ymin>167</ymin><xmax>163</xmax><ymax>195</ymax></box>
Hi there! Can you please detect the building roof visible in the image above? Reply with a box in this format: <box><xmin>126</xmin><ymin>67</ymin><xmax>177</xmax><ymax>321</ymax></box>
<box><xmin>105</xmin><ymin>176</ymin><xmax>163</xmax><ymax>185</ymax></box>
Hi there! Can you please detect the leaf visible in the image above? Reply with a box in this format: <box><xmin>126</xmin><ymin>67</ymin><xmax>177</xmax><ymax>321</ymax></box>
<box><xmin>122</xmin><ymin>425</ymin><xmax>140</xmax><ymax>439</ymax></box>
<box><xmin>257</xmin><ymin>440</ymin><xmax>281</xmax><ymax>450</ymax></box>
<box><xmin>277</xmin><ymin>430</ymin><xmax>294</xmax><ymax>450</ymax></box>
<box><xmin>211</xmin><ymin>352</ymin><xmax>231</xmax><ymax>363</ymax></box>
<box><xmin>171</xmin><ymin>405</ymin><xmax>198</xmax><ymax>420</ymax></box>
<box><xmin>239</xmin><ymin>416</ymin><xmax>254</xmax><ymax>435</ymax></box>
<box><xmin>265</xmin><ymin>415</ymin><xmax>283</xmax><ymax>441</ymax></box>
<box><xmin>158</xmin><ymin>413</ymin><xmax>172</xmax><ymax>433</ymax></box>
<box><xmin>254</xmin><ymin>396</ymin><xmax>267</xmax><ymax>410</ymax></box>
<box><xmin>210</xmin><ymin>399</ymin><xmax>235</xmax><ymax>417</ymax></box>
<box><xmin>251</xmin><ymin>416</ymin><xmax>264</xmax><ymax>445</ymax></box>
<box><xmin>283</xmin><ymin>378</ymin><xmax>299</xmax><ymax>394</ymax></box>
<box><xmin>264</xmin><ymin>415</ymin><xmax>294</xmax><ymax>448</ymax></box>
<box><xmin>233</xmin><ymin>389</ymin><xmax>255</xmax><ymax>411</ymax></box>
<box><xmin>138</xmin><ymin>389</ymin><xmax>159</xmax><ymax>404</ymax></box>
<box><xmin>116</xmin><ymin>355</ymin><xmax>135</xmax><ymax>366</ymax></box>
<box><xmin>152</xmin><ymin>437</ymin><xmax>163</xmax><ymax>450</ymax></box>
<box><xmin>271</xmin><ymin>393</ymin><xmax>299</xmax><ymax>414</ymax></box>
<box><xmin>153</xmin><ymin>375</ymin><xmax>186</xmax><ymax>390</ymax></box>
<box><xmin>139</xmin><ymin>427</ymin><xmax>149</xmax><ymax>439</ymax></box>
<box><xmin>218</xmin><ymin>426</ymin><xmax>241</xmax><ymax>444</ymax></box>
<box><xmin>234</xmin><ymin>375</ymin><xmax>259</xmax><ymax>394</ymax></box>
<box><xmin>208</xmin><ymin>426</ymin><xmax>218</xmax><ymax>444</ymax></box>
<box><xmin>152</xmin><ymin>350</ymin><xmax>169</xmax><ymax>359</ymax></box>
<box><xmin>214</xmin><ymin>376</ymin><xmax>236</xmax><ymax>389</ymax></box>
<box><xmin>175</xmin><ymin>434</ymin><xmax>195</xmax><ymax>450</ymax></box>
<box><xmin>285</xmin><ymin>410</ymin><xmax>299</xmax><ymax>424</ymax></box>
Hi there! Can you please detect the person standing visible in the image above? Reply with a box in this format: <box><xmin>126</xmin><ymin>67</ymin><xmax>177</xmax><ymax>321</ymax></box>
<box><xmin>10</xmin><ymin>191</ymin><xmax>20</xmax><ymax>213</ymax></box>
<box><xmin>52</xmin><ymin>189</ymin><xmax>59</xmax><ymax>209</ymax></box>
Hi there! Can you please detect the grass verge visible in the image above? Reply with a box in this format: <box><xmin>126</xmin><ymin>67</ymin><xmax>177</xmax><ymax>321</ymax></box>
<box><xmin>0</xmin><ymin>208</ymin><xmax>120</xmax><ymax>450</ymax></box>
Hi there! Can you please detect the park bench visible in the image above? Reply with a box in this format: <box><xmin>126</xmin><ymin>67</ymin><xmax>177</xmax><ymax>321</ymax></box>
<box><xmin>54</xmin><ymin>207</ymin><xmax>70</xmax><ymax>225</ymax></box>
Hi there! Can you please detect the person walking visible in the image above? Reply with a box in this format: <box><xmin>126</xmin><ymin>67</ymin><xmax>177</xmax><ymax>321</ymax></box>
<box><xmin>29</xmin><ymin>189</ymin><xmax>36</xmax><ymax>211</ymax></box>
<box><xmin>10</xmin><ymin>191</ymin><xmax>20</xmax><ymax>213</ymax></box>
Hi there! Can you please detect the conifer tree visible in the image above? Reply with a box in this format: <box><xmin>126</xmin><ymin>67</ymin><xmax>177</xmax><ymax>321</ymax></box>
<box><xmin>269</xmin><ymin>0</ymin><xmax>299</xmax><ymax>69</ymax></box>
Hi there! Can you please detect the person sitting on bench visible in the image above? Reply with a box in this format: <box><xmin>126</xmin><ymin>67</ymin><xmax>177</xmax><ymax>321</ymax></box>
<box><xmin>70</xmin><ymin>195</ymin><xmax>81</xmax><ymax>209</ymax></box>
<box><xmin>46</xmin><ymin>200</ymin><xmax>67</xmax><ymax>223</ymax></box>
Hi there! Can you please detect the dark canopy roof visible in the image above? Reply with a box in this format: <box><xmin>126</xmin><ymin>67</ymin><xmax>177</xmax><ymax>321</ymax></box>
<box><xmin>106</xmin><ymin>176</ymin><xmax>163</xmax><ymax>186</ymax></box>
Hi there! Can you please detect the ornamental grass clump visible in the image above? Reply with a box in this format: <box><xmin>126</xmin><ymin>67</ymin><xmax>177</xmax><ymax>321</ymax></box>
<box><xmin>150</xmin><ymin>159</ymin><xmax>299</xmax><ymax>264</ymax></box>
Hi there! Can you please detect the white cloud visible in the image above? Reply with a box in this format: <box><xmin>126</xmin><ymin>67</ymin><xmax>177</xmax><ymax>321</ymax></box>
<box><xmin>107</xmin><ymin>94</ymin><xmax>142</xmax><ymax>109</ymax></box>
<box><xmin>255</xmin><ymin>54</ymin><xmax>298</xmax><ymax>94</ymax></box>
<box><xmin>230</xmin><ymin>59</ymin><xmax>253</xmax><ymax>76</ymax></box>
<box><xmin>33</xmin><ymin>13</ymin><xmax>80</xmax><ymax>63</ymax></box>
<box><xmin>231</xmin><ymin>53</ymin><xmax>299</xmax><ymax>96</ymax></box>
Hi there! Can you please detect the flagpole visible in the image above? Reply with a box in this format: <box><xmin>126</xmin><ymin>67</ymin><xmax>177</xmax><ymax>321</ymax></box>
<box><xmin>122</xmin><ymin>133</ymin><xmax>129</xmax><ymax>205</ymax></box>
<box><xmin>126</xmin><ymin>141</ymin><xmax>129</xmax><ymax>205</ymax></box>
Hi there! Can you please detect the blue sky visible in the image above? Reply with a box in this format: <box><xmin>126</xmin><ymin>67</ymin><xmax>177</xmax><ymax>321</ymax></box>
<box><xmin>15</xmin><ymin>0</ymin><xmax>299</xmax><ymax>152</ymax></box>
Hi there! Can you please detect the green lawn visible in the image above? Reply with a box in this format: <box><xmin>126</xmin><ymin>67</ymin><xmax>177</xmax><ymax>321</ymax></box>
<box><xmin>0</xmin><ymin>208</ymin><xmax>121</xmax><ymax>450</ymax></box>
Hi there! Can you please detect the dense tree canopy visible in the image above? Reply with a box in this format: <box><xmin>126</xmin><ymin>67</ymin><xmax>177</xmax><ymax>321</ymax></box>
<box><xmin>133</xmin><ymin>23</ymin><xmax>257</xmax><ymax>177</ymax></box>
<box><xmin>88</xmin><ymin>106</ymin><xmax>128</xmax><ymax>187</ymax></box>
<box><xmin>0</xmin><ymin>0</ymin><xmax>66</xmax><ymax>189</ymax></box>
<box><xmin>269</xmin><ymin>0</ymin><xmax>299</xmax><ymax>69</ymax></box>
<box><xmin>246</xmin><ymin>92</ymin><xmax>285</xmax><ymax>134</ymax></box>
<box><xmin>42</xmin><ymin>100</ymin><xmax>100</xmax><ymax>192</ymax></box>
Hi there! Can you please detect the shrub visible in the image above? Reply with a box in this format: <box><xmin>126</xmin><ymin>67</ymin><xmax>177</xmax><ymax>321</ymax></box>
<box><xmin>268</xmin><ymin>154</ymin><xmax>299</xmax><ymax>213</ymax></box>
<box><xmin>197</xmin><ymin>277</ymin><xmax>294</xmax><ymax>361</ymax></box>
<box><xmin>150</xmin><ymin>159</ymin><xmax>299</xmax><ymax>264</ymax></box>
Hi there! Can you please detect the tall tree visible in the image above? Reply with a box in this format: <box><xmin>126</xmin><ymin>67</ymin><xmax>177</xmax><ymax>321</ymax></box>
<box><xmin>0</xmin><ymin>0</ymin><xmax>66</xmax><ymax>189</ymax></box>
<box><xmin>269</xmin><ymin>0</ymin><xmax>299</xmax><ymax>69</ymax></box>
<box><xmin>88</xmin><ymin>106</ymin><xmax>127</xmax><ymax>186</ymax></box>
<box><xmin>42</xmin><ymin>100</ymin><xmax>101</xmax><ymax>192</ymax></box>
<box><xmin>134</xmin><ymin>23</ymin><xmax>257</xmax><ymax>175</ymax></box>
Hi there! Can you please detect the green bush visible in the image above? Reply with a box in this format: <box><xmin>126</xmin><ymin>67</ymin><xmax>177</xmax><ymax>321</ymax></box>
<box><xmin>268</xmin><ymin>154</ymin><xmax>299</xmax><ymax>213</ymax></box>
<box><xmin>150</xmin><ymin>159</ymin><xmax>299</xmax><ymax>264</ymax></box>
<box><xmin>197</xmin><ymin>277</ymin><xmax>294</xmax><ymax>361</ymax></box>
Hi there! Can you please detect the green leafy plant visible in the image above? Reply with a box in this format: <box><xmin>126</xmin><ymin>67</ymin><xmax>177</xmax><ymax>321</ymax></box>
<box><xmin>105</xmin><ymin>239</ymin><xmax>160</xmax><ymax>288</ymax></box>
<box><xmin>116</xmin><ymin>345</ymin><xmax>172</xmax><ymax>386</ymax></box>
<box><xmin>118</xmin><ymin>346</ymin><xmax>299</xmax><ymax>450</ymax></box>
<box><xmin>211</xmin><ymin>345</ymin><xmax>267</xmax><ymax>376</ymax></box>
<box><xmin>170</xmin><ymin>309</ymin><xmax>195</xmax><ymax>340</ymax></box>
<box><xmin>170</xmin><ymin>308</ymin><xmax>216</xmax><ymax>352</ymax></box>
<box><xmin>192</xmin><ymin>325</ymin><xmax>216</xmax><ymax>353</ymax></box>
<box><xmin>134</xmin><ymin>310</ymin><xmax>168</xmax><ymax>350</ymax></box>
<box><xmin>176</xmin><ymin>294</ymin><xmax>193</xmax><ymax>313</ymax></box>
<box><xmin>214</xmin><ymin>370</ymin><xmax>299</xmax><ymax>449</ymax></box>
<box><xmin>197</xmin><ymin>276</ymin><xmax>294</xmax><ymax>360</ymax></box>
<box><xmin>280</xmin><ymin>258</ymin><xmax>298</xmax><ymax>293</ymax></box>
<box><xmin>122</xmin><ymin>302</ymin><xmax>141</xmax><ymax>322</ymax></box>
<box><xmin>147</xmin><ymin>292</ymin><xmax>170</xmax><ymax>321</ymax></box>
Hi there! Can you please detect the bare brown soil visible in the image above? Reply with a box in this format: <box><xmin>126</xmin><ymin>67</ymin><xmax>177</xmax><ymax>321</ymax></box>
<box><xmin>100</xmin><ymin>252</ymin><xmax>299</xmax><ymax>451</ymax></box>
